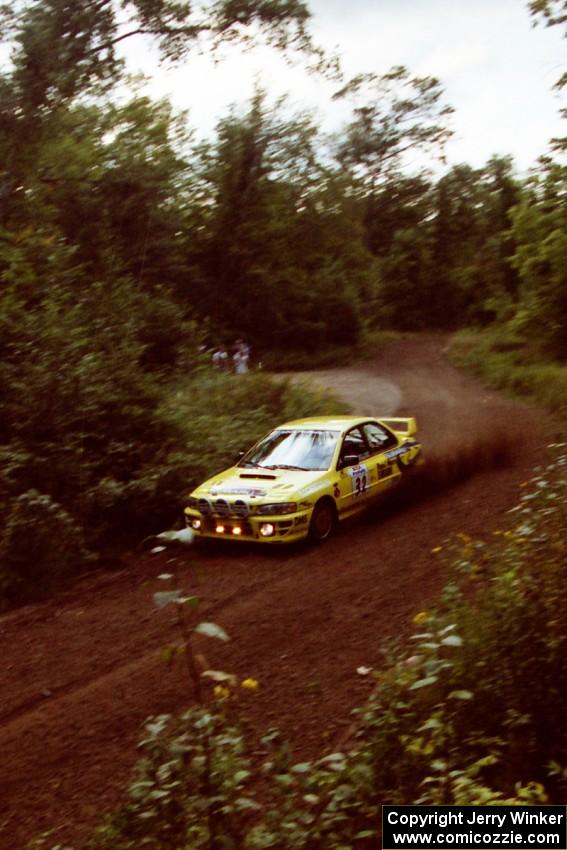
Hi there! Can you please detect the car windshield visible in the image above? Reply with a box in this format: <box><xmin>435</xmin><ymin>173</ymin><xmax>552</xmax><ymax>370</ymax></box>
<box><xmin>240</xmin><ymin>429</ymin><xmax>340</xmax><ymax>472</ymax></box>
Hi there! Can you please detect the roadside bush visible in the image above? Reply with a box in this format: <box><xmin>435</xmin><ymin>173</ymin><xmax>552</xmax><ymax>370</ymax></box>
<box><xmin>95</xmin><ymin>709</ymin><xmax>255</xmax><ymax>850</ymax></box>
<box><xmin>357</xmin><ymin>445</ymin><xmax>567</xmax><ymax>808</ymax></box>
<box><xmin>259</xmin><ymin>344</ymin><xmax>358</xmax><ymax>372</ymax></box>
<box><xmin>0</xmin><ymin>490</ymin><xmax>89</xmax><ymax>604</ymax></box>
<box><xmin>449</xmin><ymin>329</ymin><xmax>567</xmax><ymax>422</ymax></box>
<box><xmin>259</xmin><ymin>330</ymin><xmax>401</xmax><ymax>372</ymax></box>
<box><xmin>0</xmin><ymin>280</ymin><xmax>183</xmax><ymax>551</ymax></box>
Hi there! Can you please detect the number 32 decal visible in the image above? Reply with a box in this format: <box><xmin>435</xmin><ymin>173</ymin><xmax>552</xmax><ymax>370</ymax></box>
<box><xmin>348</xmin><ymin>464</ymin><xmax>369</xmax><ymax>497</ymax></box>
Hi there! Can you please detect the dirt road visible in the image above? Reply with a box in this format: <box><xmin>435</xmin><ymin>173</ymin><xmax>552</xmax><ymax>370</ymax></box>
<box><xmin>0</xmin><ymin>337</ymin><xmax>546</xmax><ymax>849</ymax></box>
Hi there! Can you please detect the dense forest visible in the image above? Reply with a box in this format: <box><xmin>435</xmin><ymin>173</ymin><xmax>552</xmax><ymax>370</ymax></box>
<box><xmin>0</xmin><ymin>0</ymin><xmax>565</xmax><ymax>602</ymax></box>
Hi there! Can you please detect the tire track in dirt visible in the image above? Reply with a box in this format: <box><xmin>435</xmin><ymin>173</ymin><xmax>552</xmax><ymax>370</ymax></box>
<box><xmin>0</xmin><ymin>336</ymin><xmax>548</xmax><ymax>849</ymax></box>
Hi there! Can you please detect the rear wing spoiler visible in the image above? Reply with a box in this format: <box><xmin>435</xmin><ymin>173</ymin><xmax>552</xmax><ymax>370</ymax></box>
<box><xmin>380</xmin><ymin>417</ymin><xmax>417</xmax><ymax>439</ymax></box>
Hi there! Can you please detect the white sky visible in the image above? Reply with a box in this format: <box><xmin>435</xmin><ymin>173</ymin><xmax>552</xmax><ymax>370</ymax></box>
<box><xmin>119</xmin><ymin>0</ymin><xmax>565</xmax><ymax>173</ymax></box>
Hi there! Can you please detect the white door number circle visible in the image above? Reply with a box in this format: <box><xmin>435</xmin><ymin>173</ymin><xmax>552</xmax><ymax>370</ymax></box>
<box><xmin>348</xmin><ymin>464</ymin><xmax>369</xmax><ymax>497</ymax></box>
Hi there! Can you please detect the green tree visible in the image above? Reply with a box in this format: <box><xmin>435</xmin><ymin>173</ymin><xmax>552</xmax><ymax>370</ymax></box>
<box><xmin>331</xmin><ymin>66</ymin><xmax>453</xmax><ymax>329</ymax></box>
<box><xmin>475</xmin><ymin>156</ymin><xmax>521</xmax><ymax>313</ymax></box>
<box><xmin>425</xmin><ymin>158</ymin><xmax>520</xmax><ymax>328</ymax></box>
<box><xmin>353</xmin><ymin>174</ymin><xmax>431</xmax><ymax>329</ymax></box>
<box><xmin>2</xmin><ymin>0</ymin><xmax>316</xmax><ymax>113</ymax></box>
<box><xmin>364</xmin><ymin>157</ymin><xmax>522</xmax><ymax>331</ymax></box>
<box><xmin>191</xmin><ymin>89</ymin><xmax>374</xmax><ymax>348</ymax></box>
<box><xmin>528</xmin><ymin>0</ymin><xmax>567</xmax><ymax>149</ymax></box>
<box><xmin>333</xmin><ymin>66</ymin><xmax>453</xmax><ymax>191</ymax></box>
<box><xmin>376</xmin><ymin>224</ymin><xmax>433</xmax><ymax>329</ymax></box>
<box><xmin>0</xmin><ymin>91</ymin><xmax>197</xmax><ymax>312</ymax></box>
<box><xmin>0</xmin><ymin>0</ymin><xmax>325</xmax><ymax>236</ymax></box>
<box><xmin>430</xmin><ymin>163</ymin><xmax>494</xmax><ymax>326</ymax></box>
<box><xmin>509</xmin><ymin>161</ymin><xmax>567</xmax><ymax>357</ymax></box>
<box><xmin>529</xmin><ymin>0</ymin><xmax>567</xmax><ymax>36</ymax></box>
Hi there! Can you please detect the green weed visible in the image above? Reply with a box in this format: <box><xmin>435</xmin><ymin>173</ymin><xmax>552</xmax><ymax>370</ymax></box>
<box><xmin>450</xmin><ymin>329</ymin><xmax>567</xmax><ymax>422</ymax></box>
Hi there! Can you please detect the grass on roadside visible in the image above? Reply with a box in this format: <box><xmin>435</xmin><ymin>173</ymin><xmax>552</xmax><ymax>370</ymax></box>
<box><xmin>449</xmin><ymin>329</ymin><xmax>567</xmax><ymax>424</ymax></box>
<box><xmin>258</xmin><ymin>330</ymin><xmax>402</xmax><ymax>372</ymax></box>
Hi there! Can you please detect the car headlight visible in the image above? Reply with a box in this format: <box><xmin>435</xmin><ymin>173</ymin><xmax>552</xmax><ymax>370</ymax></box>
<box><xmin>256</xmin><ymin>502</ymin><xmax>297</xmax><ymax>516</ymax></box>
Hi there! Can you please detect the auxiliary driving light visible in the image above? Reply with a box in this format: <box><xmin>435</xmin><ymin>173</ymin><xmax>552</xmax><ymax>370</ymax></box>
<box><xmin>191</xmin><ymin>519</ymin><xmax>201</xmax><ymax>530</ymax></box>
<box><xmin>215</xmin><ymin>524</ymin><xmax>225</xmax><ymax>534</ymax></box>
<box><xmin>259</xmin><ymin>523</ymin><xmax>276</xmax><ymax>537</ymax></box>
<box><xmin>232</xmin><ymin>526</ymin><xmax>242</xmax><ymax>536</ymax></box>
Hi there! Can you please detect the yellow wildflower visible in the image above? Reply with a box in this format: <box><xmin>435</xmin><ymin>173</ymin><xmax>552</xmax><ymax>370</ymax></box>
<box><xmin>413</xmin><ymin>611</ymin><xmax>429</xmax><ymax>625</ymax></box>
<box><xmin>241</xmin><ymin>677</ymin><xmax>259</xmax><ymax>691</ymax></box>
<box><xmin>213</xmin><ymin>685</ymin><xmax>231</xmax><ymax>701</ymax></box>
<box><xmin>430</xmin><ymin>546</ymin><xmax>443</xmax><ymax>554</ymax></box>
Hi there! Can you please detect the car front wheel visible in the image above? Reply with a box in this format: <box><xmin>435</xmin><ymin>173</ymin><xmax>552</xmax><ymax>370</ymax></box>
<box><xmin>308</xmin><ymin>499</ymin><xmax>336</xmax><ymax>543</ymax></box>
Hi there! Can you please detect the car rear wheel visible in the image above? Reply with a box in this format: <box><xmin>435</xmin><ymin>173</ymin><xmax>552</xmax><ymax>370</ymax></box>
<box><xmin>308</xmin><ymin>499</ymin><xmax>336</xmax><ymax>543</ymax></box>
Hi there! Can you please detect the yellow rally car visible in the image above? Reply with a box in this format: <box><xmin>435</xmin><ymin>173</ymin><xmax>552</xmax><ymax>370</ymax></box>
<box><xmin>184</xmin><ymin>416</ymin><xmax>422</xmax><ymax>544</ymax></box>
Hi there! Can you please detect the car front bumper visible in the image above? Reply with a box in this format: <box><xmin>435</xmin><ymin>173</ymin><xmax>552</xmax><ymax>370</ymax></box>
<box><xmin>184</xmin><ymin>506</ymin><xmax>312</xmax><ymax>543</ymax></box>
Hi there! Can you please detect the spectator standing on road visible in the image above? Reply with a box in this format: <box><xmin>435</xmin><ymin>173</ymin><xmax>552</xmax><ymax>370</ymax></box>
<box><xmin>233</xmin><ymin>339</ymin><xmax>250</xmax><ymax>374</ymax></box>
<box><xmin>212</xmin><ymin>347</ymin><xmax>230</xmax><ymax>371</ymax></box>
<box><xmin>241</xmin><ymin>340</ymin><xmax>251</xmax><ymax>370</ymax></box>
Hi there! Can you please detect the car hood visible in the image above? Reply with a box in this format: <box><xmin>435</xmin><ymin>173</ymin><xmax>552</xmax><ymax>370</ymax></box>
<box><xmin>192</xmin><ymin>465</ymin><xmax>325</xmax><ymax>501</ymax></box>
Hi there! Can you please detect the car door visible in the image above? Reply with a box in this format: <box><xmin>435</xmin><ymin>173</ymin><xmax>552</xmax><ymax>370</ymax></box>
<box><xmin>334</xmin><ymin>427</ymin><xmax>373</xmax><ymax>516</ymax></box>
<box><xmin>360</xmin><ymin>421</ymin><xmax>401</xmax><ymax>501</ymax></box>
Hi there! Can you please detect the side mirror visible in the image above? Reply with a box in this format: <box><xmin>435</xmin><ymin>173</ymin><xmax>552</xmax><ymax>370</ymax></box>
<box><xmin>340</xmin><ymin>454</ymin><xmax>360</xmax><ymax>469</ymax></box>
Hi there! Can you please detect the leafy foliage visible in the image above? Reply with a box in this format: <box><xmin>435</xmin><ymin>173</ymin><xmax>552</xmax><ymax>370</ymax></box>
<box><xmin>528</xmin><ymin>0</ymin><xmax>567</xmax><ymax>151</ymax></box>
<box><xmin>450</xmin><ymin>329</ymin><xmax>567</xmax><ymax>421</ymax></box>
<box><xmin>189</xmin><ymin>88</ymin><xmax>375</xmax><ymax>347</ymax></box>
<box><xmin>0</xmin><ymin>490</ymin><xmax>89</xmax><ymax>601</ymax></box>
<box><xmin>333</xmin><ymin>67</ymin><xmax>454</xmax><ymax>187</ymax></box>
<box><xmin>529</xmin><ymin>0</ymin><xmax>567</xmax><ymax>32</ymax></box>
<box><xmin>509</xmin><ymin>161</ymin><xmax>567</xmax><ymax>357</ymax></box>
<box><xmin>3</xmin><ymin>0</ymin><xmax>317</xmax><ymax>113</ymax></box>
<box><xmin>365</xmin><ymin>157</ymin><xmax>524</xmax><ymax>330</ymax></box>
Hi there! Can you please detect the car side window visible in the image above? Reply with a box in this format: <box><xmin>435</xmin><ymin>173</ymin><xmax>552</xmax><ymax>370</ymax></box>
<box><xmin>338</xmin><ymin>427</ymin><xmax>368</xmax><ymax>468</ymax></box>
<box><xmin>362</xmin><ymin>422</ymin><xmax>397</xmax><ymax>453</ymax></box>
